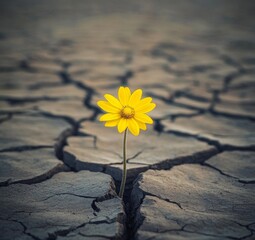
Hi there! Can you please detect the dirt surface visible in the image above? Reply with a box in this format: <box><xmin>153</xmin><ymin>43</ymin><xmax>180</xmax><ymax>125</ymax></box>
<box><xmin>0</xmin><ymin>1</ymin><xmax>255</xmax><ymax>239</ymax></box>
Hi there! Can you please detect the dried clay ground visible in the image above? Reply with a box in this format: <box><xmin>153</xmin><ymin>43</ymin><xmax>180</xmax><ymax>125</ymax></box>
<box><xmin>0</xmin><ymin>1</ymin><xmax>255</xmax><ymax>239</ymax></box>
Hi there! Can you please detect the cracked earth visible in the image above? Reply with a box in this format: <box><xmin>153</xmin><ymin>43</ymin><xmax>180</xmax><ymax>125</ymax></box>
<box><xmin>0</xmin><ymin>1</ymin><xmax>255</xmax><ymax>239</ymax></box>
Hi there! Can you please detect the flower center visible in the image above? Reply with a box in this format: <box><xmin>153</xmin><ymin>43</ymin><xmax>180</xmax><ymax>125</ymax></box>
<box><xmin>120</xmin><ymin>106</ymin><xmax>135</xmax><ymax>119</ymax></box>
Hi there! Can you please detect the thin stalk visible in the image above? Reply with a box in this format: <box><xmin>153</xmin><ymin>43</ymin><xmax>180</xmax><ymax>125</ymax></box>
<box><xmin>119</xmin><ymin>128</ymin><xmax>128</xmax><ymax>199</ymax></box>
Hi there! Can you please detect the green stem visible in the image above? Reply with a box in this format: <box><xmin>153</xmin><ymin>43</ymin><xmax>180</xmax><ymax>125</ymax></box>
<box><xmin>119</xmin><ymin>128</ymin><xmax>128</xmax><ymax>199</ymax></box>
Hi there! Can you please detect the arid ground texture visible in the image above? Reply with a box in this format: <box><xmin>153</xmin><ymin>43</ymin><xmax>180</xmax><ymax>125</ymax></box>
<box><xmin>0</xmin><ymin>1</ymin><xmax>255</xmax><ymax>239</ymax></box>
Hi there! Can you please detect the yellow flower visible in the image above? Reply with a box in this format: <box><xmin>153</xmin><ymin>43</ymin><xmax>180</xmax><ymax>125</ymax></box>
<box><xmin>97</xmin><ymin>86</ymin><xmax>156</xmax><ymax>136</ymax></box>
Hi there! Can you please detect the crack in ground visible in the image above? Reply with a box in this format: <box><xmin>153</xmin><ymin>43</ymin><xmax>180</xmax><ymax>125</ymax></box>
<box><xmin>170</xmin><ymin>111</ymin><xmax>203</xmax><ymax>121</ymax></box>
<box><xmin>0</xmin><ymin>113</ymin><xmax>12</xmax><ymax>124</ymax></box>
<box><xmin>54</xmin><ymin>121</ymin><xmax>79</xmax><ymax>161</ymax></box>
<box><xmin>222</xmin><ymin>69</ymin><xmax>246</xmax><ymax>93</ymax></box>
<box><xmin>63</xmin><ymin>123</ymin><xmax>220</xmax><ymax>239</ymax></box>
<box><xmin>127</xmin><ymin>185</ymin><xmax>146</xmax><ymax>240</ymax></box>
<box><xmin>0</xmin><ymin>163</ymin><xmax>70</xmax><ymax>187</ymax></box>
<box><xmin>149</xmin><ymin>147</ymin><xmax>219</xmax><ymax>170</ymax></box>
<box><xmin>84</xmin><ymin>131</ymin><xmax>122</xmax><ymax>159</ymax></box>
<box><xmin>59</xmin><ymin>70</ymin><xmax>100</xmax><ymax>121</ymax></box>
<box><xmin>117</xmin><ymin>147</ymin><xmax>219</xmax><ymax>240</ymax></box>
<box><xmin>209</xmin><ymin>90</ymin><xmax>220</xmax><ymax>111</ymax></box>
<box><xmin>129</xmin><ymin>155</ymin><xmax>255</xmax><ymax>240</ymax></box>
<box><xmin>0</xmin><ymin>114</ymin><xmax>77</xmax><ymax>187</ymax></box>
<box><xmin>3</xmin><ymin>55</ymin><xmax>254</xmax><ymax>239</ymax></box>
<box><xmin>124</xmin><ymin>143</ymin><xmax>253</xmax><ymax>239</ymax></box>
<box><xmin>9</xmin><ymin>63</ymin><xmax>128</xmax><ymax>237</ymax></box>
<box><xmin>0</xmin><ymin>97</ymin><xmax>61</xmax><ymax>105</ymax></box>
<box><xmin>142</xmin><ymin>191</ymin><xmax>183</xmax><ymax>209</ymax></box>
<box><xmin>0</xmin><ymin>145</ymin><xmax>52</xmax><ymax>153</ymax></box>
<box><xmin>117</xmin><ymin>70</ymin><xmax>133</xmax><ymax>86</ymax></box>
<box><xmin>41</xmin><ymin>192</ymin><xmax>96</xmax><ymax>202</ymax></box>
<box><xmin>151</xmin><ymin>43</ymin><xmax>178</xmax><ymax>63</ymax></box>
<box><xmin>19</xmin><ymin>59</ymin><xmax>37</xmax><ymax>73</ymax></box>
<box><xmin>148</xmin><ymin>91</ymin><xmax>211</xmax><ymax>112</ymax></box>
<box><xmin>5</xmin><ymin>218</ymin><xmax>41</xmax><ymax>240</ymax></box>
<box><xmin>19</xmin><ymin>58</ymin><xmax>63</xmax><ymax>75</ymax></box>
<box><xmin>166</xmin><ymin>129</ymin><xmax>255</xmax><ymax>152</ymax></box>
<box><xmin>153</xmin><ymin>119</ymin><xmax>164</xmax><ymax>133</ymax></box>
<box><xmin>209</xmin><ymin>108</ymin><xmax>255</xmax><ymax>121</ymax></box>
<box><xmin>149</xmin><ymin>87</ymin><xmax>255</xmax><ymax>122</ymax></box>
<box><xmin>231</xmin><ymin>221</ymin><xmax>255</xmax><ymax>240</ymax></box>
<box><xmin>202</xmin><ymin>162</ymin><xmax>240</xmax><ymax>181</ymax></box>
<box><xmin>78</xmin><ymin>232</ymin><xmax>112</xmax><ymax>239</ymax></box>
<box><xmin>74</xmin><ymin>141</ymin><xmax>218</xmax><ymax>184</ymax></box>
<box><xmin>127</xmin><ymin>147</ymin><xmax>155</xmax><ymax>163</ymax></box>
<box><xmin>152</xmin><ymin>111</ymin><xmax>204</xmax><ymax>124</ymax></box>
<box><xmin>239</xmin><ymin>180</ymin><xmax>255</xmax><ymax>184</ymax></box>
<box><xmin>46</xmin><ymin>222</ymin><xmax>87</xmax><ymax>240</ymax></box>
<box><xmin>220</xmin><ymin>55</ymin><xmax>243</xmax><ymax>70</ymax></box>
<box><xmin>2</xmin><ymin>178</ymin><xmax>121</xmax><ymax>240</ymax></box>
<box><xmin>203</xmin><ymin>157</ymin><xmax>255</xmax><ymax>185</ymax></box>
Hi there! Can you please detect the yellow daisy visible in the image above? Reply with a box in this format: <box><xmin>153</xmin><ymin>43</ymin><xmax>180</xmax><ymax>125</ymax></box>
<box><xmin>97</xmin><ymin>86</ymin><xmax>156</xmax><ymax>136</ymax></box>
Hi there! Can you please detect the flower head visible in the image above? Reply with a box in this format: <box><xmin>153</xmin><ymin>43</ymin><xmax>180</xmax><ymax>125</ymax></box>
<box><xmin>97</xmin><ymin>86</ymin><xmax>156</xmax><ymax>136</ymax></box>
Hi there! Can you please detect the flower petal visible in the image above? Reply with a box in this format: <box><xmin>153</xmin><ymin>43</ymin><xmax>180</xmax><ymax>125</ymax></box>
<box><xmin>128</xmin><ymin>89</ymin><xmax>142</xmax><ymax>107</ymax></box>
<box><xmin>117</xmin><ymin>118</ymin><xmax>127</xmax><ymax>133</ymax></box>
<box><xmin>97</xmin><ymin>101</ymin><xmax>120</xmax><ymax>113</ymax></box>
<box><xmin>125</xmin><ymin>87</ymin><xmax>131</xmax><ymax>100</ymax></box>
<box><xmin>104</xmin><ymin>94</ymin><xmax>122</xmax><ymax>109</ymax></box>
<box><xmin>133</xmin><ymin>97</ymin><xmax>152</xmax><ymax>108</ymax></box>
<box><xmin>136</xmin><ymin>120</ymin><xmax>147</xmax><ymax>131</ymax></box>
<box><xmin>135</xmin><ymin>103</ymin><xmax>156</xmax><ymax>113</ymax></box>
<box><xmin>134</xmin><ymin>113</ymin><xmax>153</xmax><ymax>124</ymax></box>
<box><xmin>118</xmin><ymin>87</ymin><xmax>131</xmax><ymax>106</ymax></box>
<box><xmin>127</xmin><ymin>118</ymin><xmax>140</xmax><ymax>136</ymax></box>
<box><xmin>105</xmin><ymin>119</ymin><xmax>120</xmax><ymax>127</ymax></box>
<box><xmin>99</xmin><ymin>113</ymin><xmax>120</xmax><ymax>121</ymax></box>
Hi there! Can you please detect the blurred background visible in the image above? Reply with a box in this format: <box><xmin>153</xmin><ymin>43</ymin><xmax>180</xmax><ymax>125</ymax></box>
<box><xmin>0</xmin><ymin>0</ymin><xmax>255</xmax><ymax>119</ymax></box>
